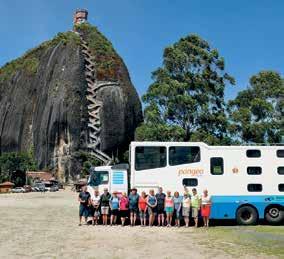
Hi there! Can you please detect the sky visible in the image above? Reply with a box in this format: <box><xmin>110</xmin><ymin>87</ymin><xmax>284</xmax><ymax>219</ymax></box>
<box><xmin>0</xmin><ymin>0</ymin><xmax>283</xmax><ymax>101</ymax></box>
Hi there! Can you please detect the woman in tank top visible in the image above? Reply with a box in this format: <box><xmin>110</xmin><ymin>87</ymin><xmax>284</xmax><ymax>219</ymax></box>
<box><xmin>173</xmin><ymin>191</ymin><xmax>182</xmax><ymax>227</ymax></box>
<box><xmin>146</xmin><ymin>189</ymin><xmax>157</xmax><ymax>227</ymax></box>
<box><xmin>164</xmin><ymin>191</ymin><xmax>174</xmax><ymax>227</ymax></box>
<box><xmin>138</xmin><ymin>191</ymin><xmax>148</xmax><ymax>226</ymax></box>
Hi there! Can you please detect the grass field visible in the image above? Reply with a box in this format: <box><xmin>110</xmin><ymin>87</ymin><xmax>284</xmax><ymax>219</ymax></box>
<box><xmin>0</xmin><ymin>190</ymin><xmax>283</xmax><ymax>259</ymax></box>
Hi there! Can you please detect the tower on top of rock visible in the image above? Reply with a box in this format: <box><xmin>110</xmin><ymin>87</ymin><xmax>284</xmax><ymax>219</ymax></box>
<box><xmin>73</xmin><ymin>9</ymin><xmax>88</xmax><ymax>25</ymax></box>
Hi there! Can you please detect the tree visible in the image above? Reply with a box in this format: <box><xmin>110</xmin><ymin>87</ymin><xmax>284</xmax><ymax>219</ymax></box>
<box><xmin>0</xmin><ymin>152</ymin><xmax>38</xmax><ymax>184</ymax></box>
<box><xmin>73</xmin><ymin>151</ymin><xmax>102</xmax><ymax>178</ymax></box>
<box><xmin>228</xmin><ymin>71</ymin><xmax>284</xmax><ymax>144</ymax></box>
<box><xmin>136</xmin><ymin>34</ymin><xmax>235</xmax><ymax>144</ymax></box>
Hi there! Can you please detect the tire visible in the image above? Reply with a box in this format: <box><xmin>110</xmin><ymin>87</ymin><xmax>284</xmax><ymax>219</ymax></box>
<box><xmin>265</xmin><ymin>206</ymin><xmax>284</xmax><ymax>225</ymax></box>
<box><xmin>236</xmin><ymin>205</ymin><xmax>258</xmax><ymax>225</ymax></box>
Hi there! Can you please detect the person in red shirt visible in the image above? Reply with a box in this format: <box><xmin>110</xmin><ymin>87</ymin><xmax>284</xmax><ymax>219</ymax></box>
<box><xmin>138</xmin><ymin>191</ymin><xmax>148</xmax><ymax>226</ymax></box>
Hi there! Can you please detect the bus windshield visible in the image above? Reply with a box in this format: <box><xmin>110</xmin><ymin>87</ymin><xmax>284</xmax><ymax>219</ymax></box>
<box><xmin>88</xmin><ymin>171</ymin><xmax>109</xmax><ymax>186</ymax></box>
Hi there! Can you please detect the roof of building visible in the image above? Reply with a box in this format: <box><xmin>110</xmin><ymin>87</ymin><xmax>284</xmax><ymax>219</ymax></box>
<box><xmin>0</xmin><ymin>181</ymin><xmax>14</xmax><ymax>187</ymax></box>
<box><xmin>75</xmin><ymin>8</ymin><xmax>88</xmax><ymax>14</ymax></box>
<box><xmin>26</xmin><ymin>171</ymin><xmax>53</xmax><ymax>181</ymax></box>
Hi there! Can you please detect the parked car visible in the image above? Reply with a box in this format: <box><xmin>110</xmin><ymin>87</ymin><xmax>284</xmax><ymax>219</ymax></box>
<box><xmin>24</xmin><ymin>185</ymin><xmax>32</xmax><ymax>192</ymax></box>
<box><xmin>34</xmin><ymin>183</ymin><xmax>47</xmax><ymax>192</ymax></box>
<box><xmin>11</xmin><ymin>187</ymin><xmax>26</xmax><ymax>193</ymax></box>
<box><xmin>50</xmin><ymin>185</ymin><xmax>59</xmax><ymax>192</ymax></box>
<box><xmin>58</xmin><ymin>183</ymin><xmax>64</xmax><ymax>189</ymax></box>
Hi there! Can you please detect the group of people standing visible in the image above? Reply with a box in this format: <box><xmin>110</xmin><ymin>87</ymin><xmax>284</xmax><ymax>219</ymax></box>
<box><xmin>78</xmin><ymin>186</ymin><xmax>212</xmax><ymax>228</ymax></box>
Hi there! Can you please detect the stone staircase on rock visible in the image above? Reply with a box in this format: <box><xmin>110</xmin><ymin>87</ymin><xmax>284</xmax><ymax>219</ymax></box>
<box><xmin>79</xmin><ymin>34</ymin><xmax>119</xmax><ymax>165</ymax></box>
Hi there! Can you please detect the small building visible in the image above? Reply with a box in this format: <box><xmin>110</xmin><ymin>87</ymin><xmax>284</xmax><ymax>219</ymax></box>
<box><xmin>26</xmin><ymin>171</ymin><xmax>53</xmax><ymax>182</ymax></box>
<box><xmin>74</xmin><ymin>179</ymin><xmax>88</xmax><ymax>192</ymax></box>
<box><xmin>73</xmin><ymin>9</ymin><xmax>88</xmax><ymax>25</ymax></box>
<box><xmin>0</xmin><ymin>182</ymin><xmax>14</xmax><ymax>193</ymax></box>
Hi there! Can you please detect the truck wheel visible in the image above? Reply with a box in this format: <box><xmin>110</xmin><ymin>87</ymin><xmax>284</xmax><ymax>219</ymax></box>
<box><xmin>265</xmin><ymin>207</ymin><xmax>284</xmax><ymax>225</ymax></box>
<box><xmin>236</xmin><ymin>206</ymin><xmax>258</xmax><ymax>225</ymax></box>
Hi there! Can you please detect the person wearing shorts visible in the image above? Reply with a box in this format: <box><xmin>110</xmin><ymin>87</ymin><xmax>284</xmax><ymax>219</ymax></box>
<box><xmin>138</xmin><ymin>191</ymin><xmax>148</xmax><ymax>226</ymax></box>
<box><xmin>182</xmin><ymin>192</ymin><xmax>191</xmax><ymax>227</ymax></box>
<box><xmin>191</xmin><ymin>188</ymin><xmax>201</xmax><ymax>227</ymax></box>
<box><xmin>78</xmin><ymin>185</ymin><xmax>91</xmax><ymax>226</ymax></box>
<box><xmin>155</xmin><ymin>187</ymin><xmax>166</xmax><ymax>227</ymax></box>
<box><xmin>91</xmin><ymin>189</ymin><xmax>101</xmax><ymax>225</ymax></box>
<box><xmin>109</xmin><ymin>191</ymin><xmax>120</xmax><ymax>226</ymax></box>
<box><xmin>119</xmin><ymin>192</ymin><xmax>129</xmax><ymax>226</ymax></box>
<box><xmin>128</xmin><ymin>188</ymin><xmax>139</xmax><ymax>226</ymax></box>
<box><xmin>146</xmin><ymin>189</ymin><xmax>157</xmax><ymax>227</ymax></box>
<box><xmin>173</xmin><ymin>191</ymin><xmax>182</xmax><ymax>227</ymax></box>
<box><xmin>100</xmin><ymin>188</ymin><xmax>111</xmax><ymax>226</ymax></box>
<box><xmin>164</xmin><ymin>191</ymin><xmax>174</xmax><ymax>227</ymax></box>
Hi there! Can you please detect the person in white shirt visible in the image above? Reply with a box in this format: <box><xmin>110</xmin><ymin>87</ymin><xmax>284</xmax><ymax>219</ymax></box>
<box><xmin>91</xmin><ymin>189</ymin><xmax>101</xmax><ymax>225</ymax></box>
<box><xmin>201</xmin><ymin>189</ymin><xmax>211</xmax><ymax>227</ymax></box>
<box><xmin>182</xmin><ymin>193</ymin><xmax>191</xmax><ymax>227</ymax></box>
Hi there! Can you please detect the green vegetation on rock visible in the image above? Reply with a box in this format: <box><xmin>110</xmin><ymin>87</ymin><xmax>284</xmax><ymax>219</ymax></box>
<box><xmin>0</xmin><ymin>56</ymin><xmax>39</xmax><ymax>83</ymax></box>
<box><xmin>0</xmin><ymin>31</ymin><xmax>81</xmax><ymax>84</ymax></box>
<box><xmin>73</xmin><ymin>150</ymin><xmax>102</xmax><ymax>177</ymax></box>
<box><xmin>75</xmin><ymin>23</ymin><xmax>122</xmax><ymax>80</ymax></box>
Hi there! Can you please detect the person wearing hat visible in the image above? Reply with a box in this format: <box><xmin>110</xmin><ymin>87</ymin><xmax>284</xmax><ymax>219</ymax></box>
<box><xmin>128</xmin><ymin>188</ymin><xmax>139</xmax><ymax>226</ymax></box>
<box><xmin>109</xmin><ymin>191</ymin><xmax>120</xmax><ymax>226</ymax></box>
<box><xmin>100</xmin><ymin>188</ymin><xmax>111</xmax><ymax>226</ymax></box>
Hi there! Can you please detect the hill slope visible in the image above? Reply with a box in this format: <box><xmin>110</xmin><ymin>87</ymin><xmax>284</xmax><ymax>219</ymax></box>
<box><xmin>0</xmin><ymin>24</ymin><xmax>142</xmax><ymax>181</ymax></box>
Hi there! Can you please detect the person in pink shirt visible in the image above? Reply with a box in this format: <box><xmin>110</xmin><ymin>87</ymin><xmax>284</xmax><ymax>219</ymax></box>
<box><xmin>119</xmin><ymin>192</ymin><xmax>129</xmax><ymax>226</ymax></box>
<box><xmin>164</xmin><ymin>191</ymin><xmax>174</xmax><ymax>227</ymax></box>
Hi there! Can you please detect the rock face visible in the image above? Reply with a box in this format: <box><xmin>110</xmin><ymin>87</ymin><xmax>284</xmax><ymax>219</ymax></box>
<box><xmin>0</xmin><ymin>26</ymin><xmax>142</xmax><ymax>182</ymax></box>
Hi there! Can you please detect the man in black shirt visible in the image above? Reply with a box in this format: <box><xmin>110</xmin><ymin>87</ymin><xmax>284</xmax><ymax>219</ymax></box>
<box><xmin>78</xmin><ymin>185</ymin><xmax>91</xmax><ymax>226</ymax></box>
<box><xmin>100</xmin><ymin>188</ymin><xmax>111</xmax><ymax>225</ymax></box>
<box><xmin>155</xmin><ymin>187</ymin><xmax>166</xmax><ymax>227</ymax></box>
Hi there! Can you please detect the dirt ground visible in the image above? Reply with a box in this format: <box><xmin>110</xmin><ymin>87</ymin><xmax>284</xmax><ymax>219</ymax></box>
<box><xmin>0</xmin><ymin>190</ymin><xmax>283</xmax><ymax>259</ymax></box>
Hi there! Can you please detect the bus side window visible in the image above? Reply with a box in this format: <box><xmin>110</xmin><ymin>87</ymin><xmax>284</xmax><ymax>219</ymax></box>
<box><xmin>277</xmin><ymin>150</ymin><xmax>284</xmax><ymax>158</ymax></box>
<box><xmin>247</xmin><ymin>184</ymin><xmax>262</xmax><ymax>192</ymax></box>
<box><xmin>135</xmin><ymin>146</ymin><xmax>167</xmax><ymax>171</ymax></box>
<box><xmin>247</xmin><ymin>167</ymin><xmax>262</xmax><ymax>175</ymax></box>
<box><xmin>169</xmin><ymin>146</ymin><xmax>200</xmax><ymax>166</ymax></box>
<box><xmin>246</xmin><ymin>149</ymin><xmax>261</xmax><ymax>158</ymax></box>
<box><xmin>210</xmin><ymin>157</ymin><xmax>224</xmax><ymax>175</ymax></box>
<box><xmin>182</xmin><ymin>178</ymin><xmax>198</xmax><ymax>187</ymax></box>
<box><xmin>279</xmin><ymin>184</ymin><xmax>284</xmax><ymax>192</ymax></box>
<box><xmin>278</xmin><ymin>167</ymin><xmax>284</xmax><ymax>175</ymax></box>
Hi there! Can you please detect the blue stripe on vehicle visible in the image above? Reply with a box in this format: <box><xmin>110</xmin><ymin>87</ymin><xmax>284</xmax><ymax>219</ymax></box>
<box><xmin>210</xmin><ymin>195</ymin><xmax>284</xmax><ymax>219</ymax></box>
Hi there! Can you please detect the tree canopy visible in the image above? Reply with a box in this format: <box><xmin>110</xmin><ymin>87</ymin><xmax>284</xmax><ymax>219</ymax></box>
<box><xmin>136</xmin><ymin>34</ymin><xmax>235</xmax><ymax>144</ymax></box>
<box><xmin>228</xmin><ymin>71</ymin><xmax>284</xmax><ymax>144</ymax></box>
<box><xmin>0</xmin><ymin>151</ymin><xmax>37</xmax><ymax>185</ymax></box>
